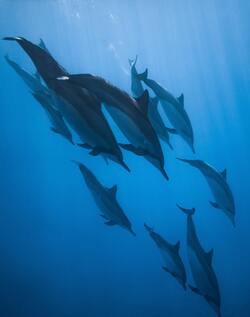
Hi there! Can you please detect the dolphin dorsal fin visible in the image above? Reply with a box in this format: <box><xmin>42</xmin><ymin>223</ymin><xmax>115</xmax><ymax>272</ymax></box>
<box><xmin>174</xmin><ymin>241</ymin><xmax>180</xmax><ymax>252</ymax></box>
<box><xmin>135</xmin><ymin>90</ymin><xmax>149</xmax><ymax>115</ymax></box>
<box><xmin>107</xmin><ymin>185</ymin><xmax>117</xmax><ymax>197</ymax></box>
<box><xmin>221</xmin><ymin>168</ymin><xmax>227</xmax><ymax>179</ymax></box>
<box><xmin>206</xmin><ymin>248</ymin><xmax>214</xmax><ymax>265</ymax></box>
<box><xmin>177</xmin><ymin>94</ymin><xmax>184</xmax><ymax>107</ymax></box>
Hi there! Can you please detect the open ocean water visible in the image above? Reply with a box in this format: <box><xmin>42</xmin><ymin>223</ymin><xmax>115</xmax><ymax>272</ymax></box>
<box><xmin>0</xmin><ymin>1</ymin><xmax>249</xmax><ymax>316</ymax></box>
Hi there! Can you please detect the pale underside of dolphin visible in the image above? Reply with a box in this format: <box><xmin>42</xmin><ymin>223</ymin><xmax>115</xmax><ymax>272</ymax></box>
<box><xmin>57</xmin><ymin>73</ymin><xmax>169</xmax><ymax>180</ymax></box>
<box><xmin>129</xmin><ymin>56</ymin><xmax>174</xmax><ymax>149</ymax></box>
<box><xmin>137</xmin><ymin>68</ymin><xmax>195</xmax><ymax>153</ymax></box>
<box><xmin>144</xmin><ymin>223</ymin><xmax>187</xmax><ymax>290</ymax></box>
<box><xmin>3</xmin><ymin>36</ymin><xmax>128</xmax><ymax>171</ymax></box>
<box><xmin>177</xmin><ymin>158</ymin><xmax>236</xmax><ymax>226</ymax></box>
<box><xmin>178</xmin><ymin>205</ymin><xmax>221</xmax><ymax>317</ymax></box>
<box><xmin>75</xmin><ymin>161</ymin><xmax>135</xmax><ymax>236</ymax></box>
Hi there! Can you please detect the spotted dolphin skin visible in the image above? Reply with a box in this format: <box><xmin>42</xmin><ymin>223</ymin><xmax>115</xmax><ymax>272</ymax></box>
<box><xmin>32</xmin><ymin>92</ymin><xmax>73</xmax><ymax>144</ymax></box>
<box><xmin>178</xmin><ymin>205</ymin><xmax>221</xmax><ymax>317</ymax></box>
<box><xmin>137</xmin><ymin>69</ymin><xmax>195</xmax><ymax>153</ymax></box>
<box><xmin>3</xmin><ymin>37</ymin><xmax>128</xmax><ymax>171</ymax></box>
<box><xmin>75</xmin><ymin>161</ymin><xmax>136</xmax><ymax>236</ymax></box>
<box><xmin>57</xmin><ymin>73</ymin><xmax>168</xmax><ymax>180</ymax></box>
<box><xmin>129</xmin><ymin>57</ymin><xmax>174</xmax><ymax>149</ymax></box>
<box><xmin>177</xmin><ymin>158</ymin><xmax>235</xmax><ymax>226</ymax></box>
<box><xmin>144</xmin><ymin>223</ymin><xmax>187</xmax><ymax>290</ymax></box>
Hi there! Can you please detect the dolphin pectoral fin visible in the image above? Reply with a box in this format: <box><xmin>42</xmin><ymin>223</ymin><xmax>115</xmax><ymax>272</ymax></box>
<box><xmin>209</xmin><ymin>201</ymin><xmax>221</xmax><ymax>209</ymax></box>
<box><xmin>162</xmin><ymin>266</ymin><xmax>170</xmax><ymax>273</ymax></box>
<box><xmin>51</xmin><ymin>127</ymin><xmax>61</xmax><ymax>135</ymax></box>
<box><xmin>104</xmin><ymin>220</ymin><xmax>116</xmax><ymax>226</ymax></box>
<box><xmin>100</xmin><ymin>214</ymin><xmax>108</xmax><ymax>220</ymax></box>
<box><xmin>188</xmin><ymin>285</ymin><xmax>203</xmax><ymax>296</ymax></box>
<box><xmin>119</xmin><ymin>143</ymin><xmax>146</xmax><ymax>156</ymax></box>
<box><xmin>77</xmin><ymin>143</ymin><xmax>92</xmax><ymax>149</ymax></box>
<box><xmin>166</xmin><ymin>127</ymin><xmax>178</xmax><ymax>134</ymax></box>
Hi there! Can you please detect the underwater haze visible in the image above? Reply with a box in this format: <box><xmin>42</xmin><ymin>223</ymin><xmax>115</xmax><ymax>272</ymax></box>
<box><xmin>0</xmin><ymin>1</ymin><xmax>250</xmax><ymax>316</ymax></box>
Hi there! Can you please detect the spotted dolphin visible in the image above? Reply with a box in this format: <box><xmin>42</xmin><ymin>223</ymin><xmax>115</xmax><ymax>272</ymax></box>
<box><xmin>75</xmin><ymin>161</ymin><xmax>135</xmax><ymax>236</ymax></box>
<box><xmin>144</xmin><ymin>223</ymin><xmax>186</xmax><ymax>290</ymax></box>
<box><xmin>3</xmin><ymin>37</ymin><xmax>128</xmax><ymax>171</ymax></box>
<box><xmin>32</xmin><ymin>92</ymin><xmax>73</xmax><ymax>144</ymax></box>
<box><xmin>129</xmin><ymin>57</ymin><xmax>174</xmax><ymax>149</ymax></box>
<box><xmin>177</xmin><ymin>158</ymin><xmax>235</xmax><ymax>226</ymax></box>
<box><xmin>57</xmin><ymin>73</ymin><xmax>168</xmax><ymax>180</ymax></box>
<box><xmin>178</xmin><ymin>205</ymin><xmax>221</xmax><ymax>317</ymax></box>
<box><xmin>137</xmin><ymin>69</ymin><xmax>195</xmax><ymax>153</ymax></box>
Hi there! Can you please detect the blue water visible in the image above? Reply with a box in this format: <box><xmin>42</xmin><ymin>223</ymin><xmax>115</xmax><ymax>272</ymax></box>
<box><xmin>0</xmin><ymin>1</ymin><xmax>249</xmax><ymax>316</ymax></box>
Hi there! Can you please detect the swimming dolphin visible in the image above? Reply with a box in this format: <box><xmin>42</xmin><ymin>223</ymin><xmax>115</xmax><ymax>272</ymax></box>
<box><xmin>178</xmin><ymin>205</ymin><xmax>221</xmax><ymax>317</ymax></box>
<box><xmin>137</xmin><ymin>69</ymin><xmax>195</xmax><ymax>153</ymax></box>
<box><xmin>57</xmin><ymin>74</ymin><xmax>168</xmax><ymax>180</ymax></box>
<box><xmin>75</xmin><ymin>161</ymin><xmax>136</xmax><ymax>236</ymax></box>
<box><xmin>32</xmin><ymin>92</ymin><xmax>73</xmax><ymax>144</ymax></box>
<box><xmin>177</xmin><ymin>158</ymin><xmax>235</xmax><ymax>226</ymax></box>
<box><xmin>144</xmin><ymin>223</ymin><xmax>187</xmax><ymax>290</ymax></box>
<box><xmin>129</xmin><ymin>57</ymin><xmax>174</xmax><ymax>149</ymax></box>
<box><xmin>3</xmin><ymin>37</ymin><xmax>128</xmax><ymax>171</ymax></box>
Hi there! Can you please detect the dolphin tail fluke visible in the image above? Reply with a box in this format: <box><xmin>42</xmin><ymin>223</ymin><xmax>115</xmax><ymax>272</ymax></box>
<box><xmin>128</xmin><ymin>54</ymin><xmax>138</xmax><ymax>67</ymax></box>
<box><xmin>144</xmin><ymin>223</ymin><xmax>153</xmax><ymax>233</ymax></box>
<box><xmin>137</xmin><ymin>68</ymin><xmax>148</xmax><ymax>81</ymax></box>
<box><xmin>177</xmin><ymin>204</ymin><xmax>195</xmax><ymax>216</ymax></box>
<box><xmin>160</xmin><ymin>167</ymin><xmax>169</xmax><ymax>181</ymax></box>
<box><xmin>129</xmin><ymin>228</ymin><xmax>136</xmax><ymax>237</ymax></box>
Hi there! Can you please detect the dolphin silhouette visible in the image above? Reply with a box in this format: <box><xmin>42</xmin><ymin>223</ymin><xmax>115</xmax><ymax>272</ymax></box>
<box><xmin>137</xmin><ymin>69</ymin><xmax>195</xmax><ymax>153</ymax></box>
<box><xmin>177</xmin><ymin>158</ymin><xmax>235</xmax><ymax>226</ymax></box>
<box><xmin>75</xmin><ymin>161</ymin><xmax>136</xmax><ymax>236</ymax></box>
<box><xmin>128</xmin><ymin>57</ymin><xmax>174</xmax><ymax>149</ymax></box>
<box><xmin>178</xmin><ymin>205</ymin><xmax>221</xmax><ymax>317</ymax></box>
<box><xmin>144</xmin><ymin>223</ymin><xmax>187</xmax><ymax>290</ymax></box>
<box><xmin>57</xmin><ymin>73</ymin><xmax>168</xmax><ymax>180</ymax></box>
<box><xmin>3</xmin><ymin>37</ymin><xmax>128</xmax><ymax>171</ymax></box>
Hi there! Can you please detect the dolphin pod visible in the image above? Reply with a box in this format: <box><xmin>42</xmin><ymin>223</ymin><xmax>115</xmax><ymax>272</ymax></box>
<box><xmin>177</xmin><ymin>158</ymin><xmax>236</xmax><ymax>226</ymax></box>
<box><xmin>144</xmin><ymin>223</ymin><xmax>187</xmax><ymax>290</ymax></box>
<box><xmin>129</xmin><ymin>56</ymin><xmax>175</xmax><ymax>149</ymax></box>
<box><xmin>137</xmin><ymin>68</ymin><xmax>195</xmax><ymax>153</ymax></box>
<box><xmin>3</xmin><ymin>36</ymin><xmax>237</xmax><ymax>316</ymax></box>
<box><xmin>57</xmin><ymin>74</ymin><xmax>169</xmax><ymax>180</ymax></box>
<box><xmin>75</xmin><ymin>161</ymin><xmax>136</xmax><ymax>236</ymax></box>
<box><xmin>3</xmin><ymin>37</ymin><xmax>129</xmax><ymax>171</ymax></box>
<box><xmin>178</xmin><ymin>205</ymin><xmax>221</xmax><ymax>317</ymax></box>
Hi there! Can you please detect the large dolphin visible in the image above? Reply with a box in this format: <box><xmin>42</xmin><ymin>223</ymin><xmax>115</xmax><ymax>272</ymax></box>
<box><xmin>177</xmin><ymin>158</ymin><xmax>235</xmax><ymax>226</ymax></box>
<box><xmin>32</xmin><ymin>92</ymin><xmax>73</xmax><ymax>144</ymax></box>
<box><xmin>3</xmin><ymin>37</ymin><xmax>128</xmax><ymax>171</ymax></box>
<box><xmin>57</xmin><ymin>74</ymin><xmax>168</xmax><ymax>180</ymax></box>
<box><xmin>144</xmin><ymin>223</ymin><xmax>187</xmax><ymax>290</ymax></box>
<box><xmin>75</xmin><ymin>161</ymin><xmax>136</xmax><ymax>236</ymax></box>
<box><xmin>137</xmin><ymin>69</ymin><xmax>195</xmax><ymax>153</ymax></box>
<box><xmin>129</xmin><ymin>57</ymin><xmax>174</xmax><ymax>149</ymax></box>
<box><xmin>178</xmin><ymin>205</ymin><xmax>221</xmax><ymax>317</ymax></box>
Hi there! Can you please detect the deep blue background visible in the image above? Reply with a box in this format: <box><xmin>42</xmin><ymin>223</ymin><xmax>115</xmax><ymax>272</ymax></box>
<box><xmin>0</xmin><ymin>1</ymin><xmax>249</xmax><ymax>316</ymax></box>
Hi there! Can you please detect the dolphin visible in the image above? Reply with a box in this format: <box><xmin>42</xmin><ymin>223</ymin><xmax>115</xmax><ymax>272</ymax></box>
<box><xmin>137</xmin><ymin>69</ymin><xmax>195</xmax><ymax>153</ymax></box>
<box><xmin>3</xmin><ymin>37</ymin><xmax>128</xmax><ymax>171</ymax></box>
<box><xmin>57</xmin><ymin>74</ymin><xmax>168</xmax><ymax>180</ymax></box>
<box><xmin>177</xmin><ymin>158</ymin><xmax>235</xmax><ymax>226</ymax></box>
<box><xmin>178</xmin><ymin>205</ymin><xmax>221</xmax><ymax>317</ymax></box>
<box><xmin>144</xmin><ymin>223</ymin><xmax>187</xmax><ymax>290</ymax></box>
<box><xmin>32</xmin><ymin>92</ymin><xmax>73</xmax><ymax>144</ymax></box>
<box><xmin>129</xmin><ymin>57</ymin><xmax>174</xmax><ymax>149</ymax></box>
<box><xmin>75</xmin><ymin>161</ymin><xmax>136</xmax><ymax>236</ymax></box>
